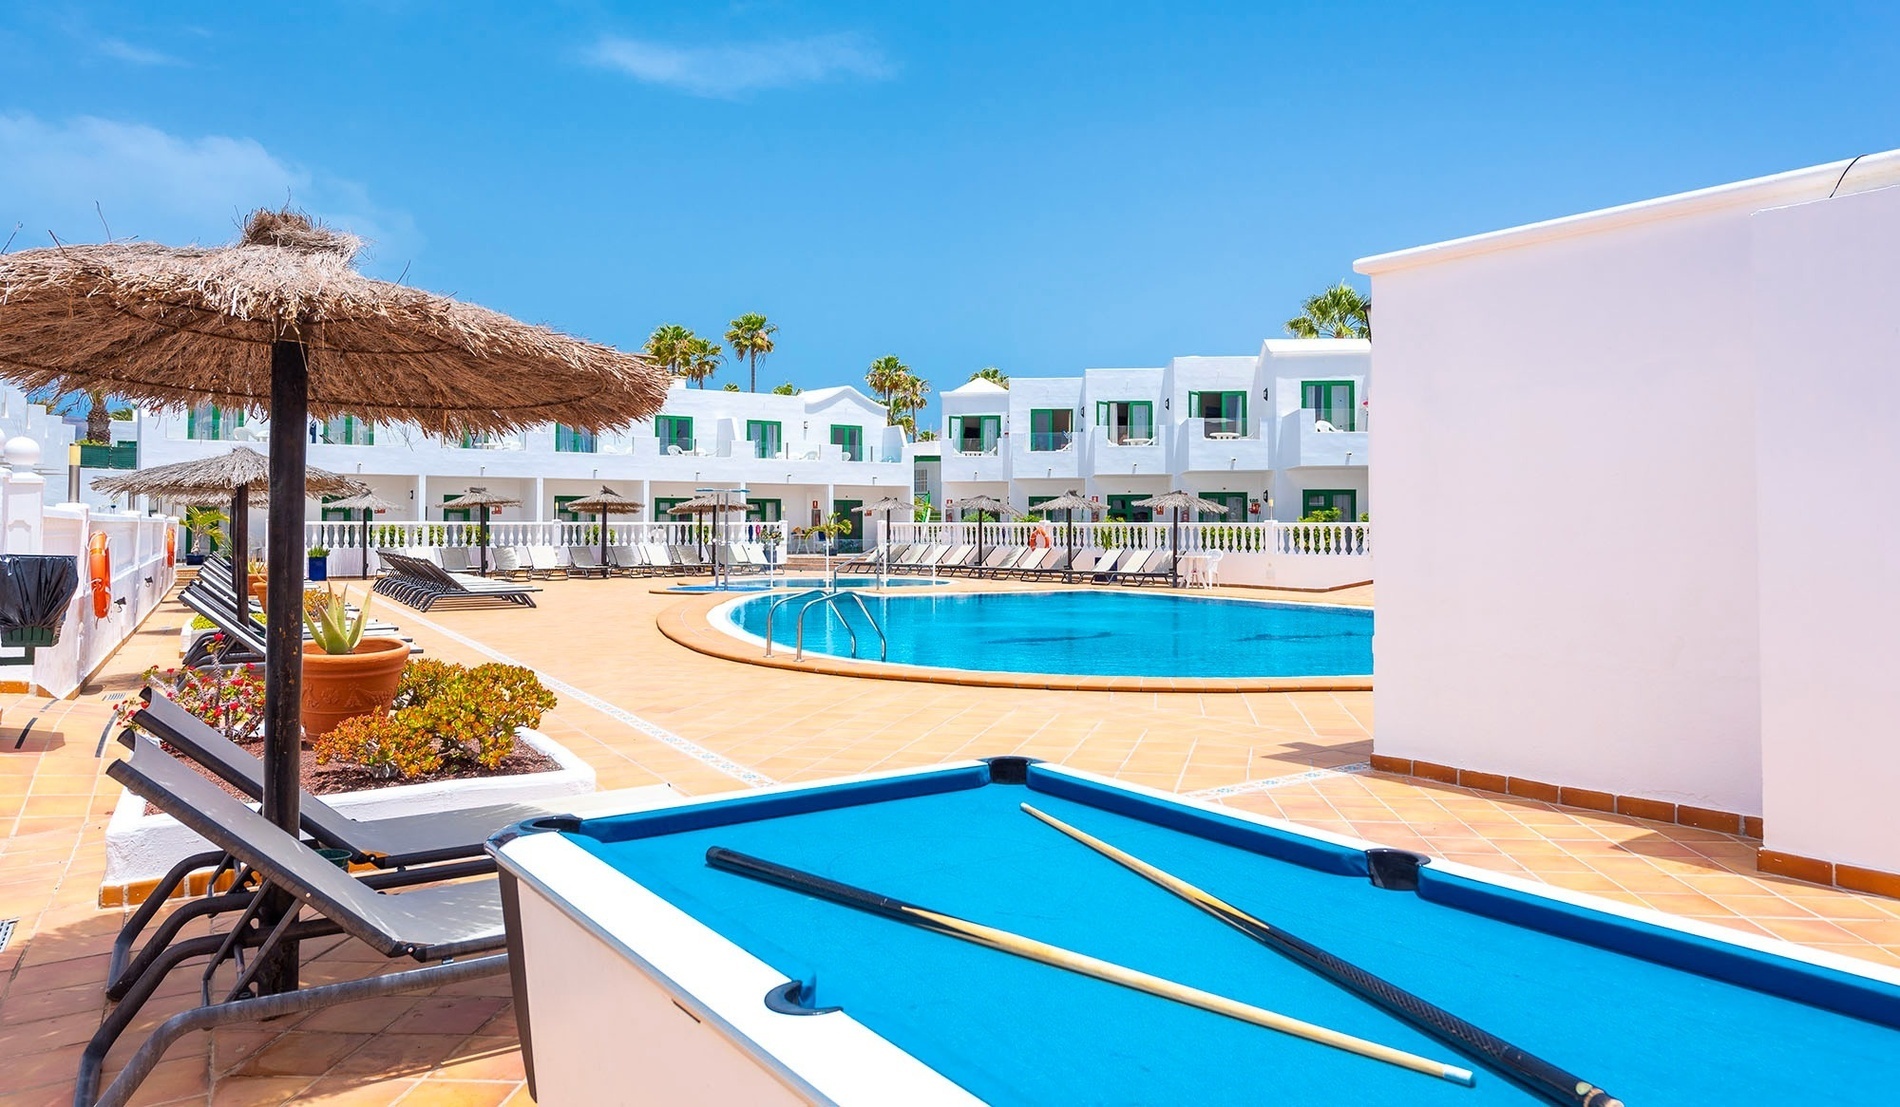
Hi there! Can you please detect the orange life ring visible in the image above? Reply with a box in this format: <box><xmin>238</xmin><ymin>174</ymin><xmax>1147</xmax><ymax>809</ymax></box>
<box><xmin>88</xmin><ymin>532</ymin><xmax>111</xmax><ymax>618</ymax></box>
<box><xmin>1029</xmin><ymin>526</ymin><xmax>1053</xmax><ymax>549</ymax></box>
<box><xmin>164</xmin><ymin>527</ymin><xmax>177</xmax><ymax>567</ymax></box>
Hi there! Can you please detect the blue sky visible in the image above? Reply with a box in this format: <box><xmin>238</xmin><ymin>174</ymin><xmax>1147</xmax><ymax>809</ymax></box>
<box><xmin>3</xmin><ymin>2</ymin><xmax>1898</xmax><ymax>415</ymax></box>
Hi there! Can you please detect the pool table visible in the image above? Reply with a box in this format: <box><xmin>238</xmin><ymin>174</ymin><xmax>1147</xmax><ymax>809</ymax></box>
<box><xmin>488</xmin><ymin>759</ymin><xmax>1900</xmax><ymax>1106</ymax></box>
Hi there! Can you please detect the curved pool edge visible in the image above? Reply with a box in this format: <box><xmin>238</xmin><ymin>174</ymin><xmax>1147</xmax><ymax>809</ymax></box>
<box><xmin>655</xmin><ymin>590</ymin><xmax>1374</xmax><ymax>694</ymax></box>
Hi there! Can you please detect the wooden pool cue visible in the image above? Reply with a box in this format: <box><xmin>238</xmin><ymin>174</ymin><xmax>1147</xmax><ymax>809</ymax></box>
<box><xmin>1019</xmin><ymin>803</ymin><xmax>1622</xmax><ymax>1107</ymax></box>
<box><xmin>705</xmin><ymin>845</ymin><xmax>1474</xmax><ymax>1086</ymax></box>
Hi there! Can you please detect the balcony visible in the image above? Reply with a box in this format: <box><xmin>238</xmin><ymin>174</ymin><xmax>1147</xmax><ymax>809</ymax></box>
<box><xmin>77</xmin><ymin>442</ymin><xmax>138</xmax><ymax>470</ymax></box>
<box><xmin>1178</xmin><ymin>418</ymin><xmax>1271</xmax><ymax>473</ymax></box>
<box><xmin>1016</xmin><ymin>431</ymin><xmax>1079</xmax><ymax>479</ymax></box>
<box><xmin>1284</xmin><ymin>408</ymin><xmax>1369</xmax><ymax>469</ymax></box>
<box><xmin>1087</xmin><ymin>429</ymin><xmax>1166</xmax><ymax>476</ymax></box>
<box><xmin>945</xmin><ymin>444</ymin><xmax>1008</xmax><ymax>484</ymax></box>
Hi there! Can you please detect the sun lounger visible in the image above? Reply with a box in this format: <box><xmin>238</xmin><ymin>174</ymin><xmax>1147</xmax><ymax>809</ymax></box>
<box><xmin>891</xmin><ymin>543</ymin><xmax>938</xmax><ymax>573</ymax></box>
<box><xmin>566</xmin><ymin>546</ymin><xmax>608</xmax><ymax>578</ymax></box>
<box><xmin>439</xmin><ymin>546</ymin><xmax>473</xmax><ymax>573</ymax></box>
<box><xmin>606</xmin><ymin>544</ymin><xmax>649</xmax><ymax>576</ymax></box>
<box><xmin>82</xmin><ymin>733</ymin><xmax>511</xmax><ymax>1107</ymax></box>
<box><xmin>1009</xmin><ymin>548</ymin><xmax>1054</xmax><ymax>577</ymax></box>
<box><xmin>931</xmin><ymin>545</ymin><xmax>977</xmax><ymax>574</ymax></box>
<box><xmin>179</xmin><ymin>573</ymin><xmax>416</xmax><ymax>668</ymax></box>
<box><xmin>1088</xmin><ymin>548</ymin><xmax>1127</xmax><ymax>582</ymax></box>
<box><xmin>373</xmin><ymin>552</ymin><xmax>540</xmax><ymax>611</ymax></box>
<box><xmin>527</xmin><ymin>545</ymin><xmax>569</xmax><ymax>580</ymax></box>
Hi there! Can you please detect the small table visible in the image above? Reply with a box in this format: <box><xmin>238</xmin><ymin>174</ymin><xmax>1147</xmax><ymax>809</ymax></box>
<box><xmin>1207</xmin><ymin>431</ymin><xmax>1242</xmax><ymax>440</ymax></box>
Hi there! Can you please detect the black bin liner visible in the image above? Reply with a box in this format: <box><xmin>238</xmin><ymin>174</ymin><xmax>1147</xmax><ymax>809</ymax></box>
<box><xmin>0</xmin><ymin>554</ymin><xmax>81</xmax><ymax>647</ymax></box>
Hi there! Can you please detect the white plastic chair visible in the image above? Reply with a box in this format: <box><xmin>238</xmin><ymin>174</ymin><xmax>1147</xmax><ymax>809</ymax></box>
<box><xmin>1200</xmin><ymin>549</ymin><xmax>1224</xmax><ymax>589</ymax></box>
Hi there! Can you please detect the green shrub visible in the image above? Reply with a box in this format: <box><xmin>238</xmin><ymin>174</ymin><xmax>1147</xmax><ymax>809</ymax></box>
<box><xmin>312</xmin><ymin>659</ymin><xmax>557</xmax><ymax>780</ymax></box>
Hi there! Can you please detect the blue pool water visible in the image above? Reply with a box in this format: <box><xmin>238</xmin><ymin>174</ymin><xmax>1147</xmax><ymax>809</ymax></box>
<box><xmin>565</xmin><ymin>767</ymin><xmax>1900</xmax><ymax>1106</ymax></box>
<box><xmin>722</xmin><ymin>590</ymin><xmax>1372</xmax><ymax>677</ymax></box>
<box><xmin>671</xmin><ymin>576</ymin><xmax>945</xmax><ymax>594</ymax></box>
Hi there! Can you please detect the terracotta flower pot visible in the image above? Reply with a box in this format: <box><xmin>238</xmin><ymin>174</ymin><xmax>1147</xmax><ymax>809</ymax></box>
<box><xmin>248</xmin><ymin>573</ymin><xmax>268</xmax><ymax>612</ymax></box>
<box><xmin>300</xmin><ymin>637</ymin><xmax>409</xmax><ymax>739</ymax></box>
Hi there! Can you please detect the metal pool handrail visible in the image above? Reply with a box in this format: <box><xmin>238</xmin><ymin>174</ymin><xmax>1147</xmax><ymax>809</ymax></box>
<box><xmin>832</xmin><ymin>590</ymin><xmax>888</xmax><ymax>662</ymax></box>
<box><xmin>763</xmin><ymin>589</ymin><xmax>828</xmax><ymax>657</ymax></box>
<box><xmin>793</xmin><ymin>591</ymin><xmax>888</xmax><ymax>662</ymax></box>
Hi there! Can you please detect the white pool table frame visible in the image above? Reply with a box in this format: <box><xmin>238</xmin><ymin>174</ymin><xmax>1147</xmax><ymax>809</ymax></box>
<box><xmin>491</xmin><ymin>760</ymin><xmax>1900</xmax><ymax>1106</ymax></box>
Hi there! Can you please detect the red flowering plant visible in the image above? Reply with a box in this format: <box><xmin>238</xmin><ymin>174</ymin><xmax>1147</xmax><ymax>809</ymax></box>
<box><xmin>311</xmin><ymin>659</ymin><xmax>556</xmax><ymax>781</ymax></box>
<box><xmin>123</xmin><ymin>634</ymin><xmax>266</xmax><ymax>741</ymax></box>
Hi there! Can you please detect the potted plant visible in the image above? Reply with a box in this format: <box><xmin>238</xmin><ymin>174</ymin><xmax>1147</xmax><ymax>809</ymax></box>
<box><xmin>300</xmin><ymin>584</ymin><xmax>408</xmax><ymax>739</ymax></box>
<box><xmin>307</xmin><ymin>544</ymin><xmax>330</xmax><ymax>582</ymax></box>
<box><xmin>760</xmin><ymin>527</ymin><xmax>782</xmax><ymax>568</ymax></box>
<box><xmin>181</xmin><ymin>506</ymin><xmax>225</xmax><ymax>566</ymax></box>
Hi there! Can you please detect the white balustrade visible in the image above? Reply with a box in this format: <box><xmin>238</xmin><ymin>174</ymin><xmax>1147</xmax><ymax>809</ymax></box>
<box><xmin>304</xmin><ymin>518</ymin><xmax>791</xmax><ymax>554</ymax></box>
<box><xmin>888</xmin><ymin>520</ymin><xmax>1369</xmax><ymax>557</ymax></box>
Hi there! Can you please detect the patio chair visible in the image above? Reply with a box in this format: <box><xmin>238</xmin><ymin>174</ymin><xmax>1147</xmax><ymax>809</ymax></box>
<box><xmin>372</xmin><ymin>553</ymin><xmax>540</xmax><ymax>611</ymax></box>
<box><xmin>932</xmin><ymin>545</ymin><xmax>977</xmax><ymax>574</ymax></box>
<box><xmin>81</xmin><ymin>733</ymin><xmax>511</xmax><ymax>1107</ymax></box>
<box><xmin>1088</xmin><ymin>548</ymin><xmax>1128</xmax><ymax>582</ymax></box>
<box><xmin>566</xmin><ymin>546</ymin><xmax>609</xmax><ymax>578</ymax></box>
<box><xmin>968</xmin><ymin>547</ymin><xmax>1027</xmax><ymax>579</ymax></box>
<box><xmin>605</xmin><ymin>544</ymin><xmax>648</xmax><ymax>577</ymax></box>
<box><xmin>527</xmin><ymin>545</ymin><xmax>569</xmax><ymax>580</ymax></box>
<box><xmin>896</xmin><ymin>543</ymin><xmax>942</xmax><ymax>573</ymax></box>
<box><xmin>439</xmin><ymin>546</ymin><xmax>473</xmax><ymax>573</ymax></box>
<box><xmin>1009</xmin><ymin>548</ymin><xmax>1054</xmax><ymax>578</ymax></box>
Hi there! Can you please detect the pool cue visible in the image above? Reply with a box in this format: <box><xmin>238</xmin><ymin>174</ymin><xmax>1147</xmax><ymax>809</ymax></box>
<box><xmin>705</xmin><ymin>845</ymin><xmax>1474</xmax><ymax>1086</ymax></box>
<box><xmin>1020</xmin><ymin>803</ymin><xmax>1622</xmax><ymax>1107</ymax></box>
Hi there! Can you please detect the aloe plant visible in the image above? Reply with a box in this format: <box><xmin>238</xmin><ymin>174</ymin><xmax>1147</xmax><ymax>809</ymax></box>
<box><xmin>303</xmin><ymin>585</ymin><xmax>373</xmax><ymax>654</ymax></box>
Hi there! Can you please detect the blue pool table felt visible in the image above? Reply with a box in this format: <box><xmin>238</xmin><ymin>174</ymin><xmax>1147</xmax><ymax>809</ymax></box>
<box><xmin>566</xmin><ymin>771</ymin><xmax>1900</xmax><ymax>1106</ymax></box>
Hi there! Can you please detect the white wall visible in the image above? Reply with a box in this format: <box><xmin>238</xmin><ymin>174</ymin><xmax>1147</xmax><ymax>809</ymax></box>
<box><xmin>1751</xmin><ymin>183</ymin><xmax>1900</xmax><ymax>873</ymax></box>
<box><xmin>1364</xmin><ymin>202</ymin><xmax>1766</xmax><ymax>814</ymax></box>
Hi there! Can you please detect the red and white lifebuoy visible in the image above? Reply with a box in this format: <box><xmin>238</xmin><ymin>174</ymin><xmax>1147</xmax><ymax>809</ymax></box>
<box><xmin>1029</xmin><ymin>524</ymin><xmax>1054</xmax><ymax>549</ymax></box>
<box><xmin>88</xmin><ymin>532</ymin><xmax>112</xmax><ymax>618</ymax></box>
<box><xmin>164</xmin><ymin>526</ymin><xmax>177</xmax><ymax>567</ymax></box>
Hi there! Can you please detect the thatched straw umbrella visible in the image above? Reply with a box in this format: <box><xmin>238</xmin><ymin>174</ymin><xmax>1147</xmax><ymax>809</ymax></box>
<box><xmin>1028</xmin><ymin>490</ymin><xmax>1097</xmax><ymax>580</ymax></box>
<box><xmin>91</xmin><ymin>446</ymin><xmax>363</xmax><ymax>604</ymax></box>
<box><xmin>565</xmin><ymin>486</ymin><xmax>643</xmax><ymax>576</ymax></box>
<box><xmin>323</xmin><ymin>489</ymin><xmax>402</xmax><ymax>578</ymax></box>
<box><xmin>439</xmin><ymin>487</ymin><xmax>521</xmax><ymax>576</ymax></box>
<box><xmin>854</xmin><ymin>495</ymin><xmax>918</xmax><ymax>567</ymax></box>
<box><xmin>1133</xmin><ymin>490</ymin><xmax>1229</xmax><ymax>588</ymax></box>
<box><xmin>0</xmin><ymin>208</ymin><xmax>667</xmax><ymax>997</ymax></box>
<box><xmin>952</xmin><ymin>494</ymin><xmax>1011</xmax><ymax>564</ymax></box>
<box><xmin>668</xmin><ymin>492</ymin><xmax>749</xmax><ymax>575</ymax></box>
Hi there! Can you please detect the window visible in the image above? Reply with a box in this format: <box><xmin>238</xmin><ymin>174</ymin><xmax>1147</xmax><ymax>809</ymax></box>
<box><xmin>1094</xmin><ymin>402</ymin><xmax>1154</xmax><ymax>445</ymax></box>
<box><xmin>656</xmin><ymin>416</ymin><xmax>694</xmax><ymax>455</ymax></box>
<box><xmin>1301</xmin><ymin>381</ymin><xmax>1358</xmax><ymax>431</ymax></box>
<box><xmin>746</xmin><ymin>420</ymin><xmax>783</xmax><ymax>459</ymax></box>
<box><xmin>952</xmin><ymin>415</ymin><xmax>1002</xmax><ymax>454</ymax></box>
<box><xmin>186</xmin><ymin>405</ymin><xmax>243</xmax><ymax>441</ymax></box>
<box><xmin>830</xmin><ymin>425</ymin><xmax>864</xmax><ymax>461</ymax></box>
<box><xmin>459</xmin><ymin>430</ymin><xmax>497</xmax><ymax>449</ymax></box>
<box><xmin>1104</xmin><ymin>495</ymin><xmax>1154</xmax><ymax>523</ymax></box>
<box><xmin>831</xmin><ymin>499</ymin><xmax>864</xmax><ymax>551</ymax></box>
<box><xmin>441</xmin><ymin>494</ymin><xmax>472</xmax><ymax>523</ymax></box>
<box><xmin>654</xmin><ymin>497</ymin><xmax>690</xmax><ymax>522</ymax></box>
<box><xmin>1029</xmin><ymin>409</ymin><xmax>1075</xmax><ymax>452</ymax></box>
<box><xmin>1187</xmin><ymin>391</ymin><xmax>1247</xmax><ymax>437</ymax></box>
<box><xmin>316</xmin><ymin>415</ymin><xmax>373</xmax><ymax>446</ymax></box>
<box><xmin>555</xmin><ymin>425</ymin><xmax>596</xmax><ymax>453</ymax></box>
<box><xmin>1197</xmin><ymin>491</ymin><xmax>1247</xmax><ymax>522</ymax></box>
<box><xmin>1301</xmin><ymin>489</ymin><xmax>1358</xmax><ymax>521</ymax></box>
<box><xmin>554</xmin><ymin>496</ymin><xmax>585</xmax><ymax>522</ymax></box>
<box><xmin>913</xmin><ymin>464</ymin><xmax>931</xmax><ymax>499</ymax></box>
<box><xmin>745</xmin><ymin>497</ymin><xmax>782</xmax><ymax>523</ymax></box>
<box><xmin>318</xmin><ymin>495</ymin><xmax>356</xmax><ymax>522</ymax></box>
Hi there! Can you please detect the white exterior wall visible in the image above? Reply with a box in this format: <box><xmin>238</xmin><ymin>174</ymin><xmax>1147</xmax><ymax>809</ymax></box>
<box><xmin>1357</xmin><ymin>149</ymin><xmax>1900</xmax><ymax>839</ymax></box>
<box><xmin>1751</xmin><ymin>183</ymin><xmax>1900</xmax><ymax>874</ymax></box>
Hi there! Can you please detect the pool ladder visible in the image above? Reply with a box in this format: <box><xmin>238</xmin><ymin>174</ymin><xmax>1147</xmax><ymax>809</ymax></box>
<box><xmin>762</xmin><ymin>588</ymin><xmax>888</xmax><ymax>662</ymax></box>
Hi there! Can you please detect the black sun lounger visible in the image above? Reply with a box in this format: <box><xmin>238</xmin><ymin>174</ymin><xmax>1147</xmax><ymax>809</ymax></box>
<box><xmin>81</xmin><ymin>734</ymin><xmax>508</xmax><ymax>1107</ymax></box>
<box><xmin>374</xmin><ymin>552</ymin><xmax>540</xmax><ymax>611</ymax></box>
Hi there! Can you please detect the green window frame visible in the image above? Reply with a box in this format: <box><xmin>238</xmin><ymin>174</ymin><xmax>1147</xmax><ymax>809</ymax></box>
<box><xmin>830</xmin><ymin>425</ymin><xmax>864</xmax><ymax>461</ymax></box>
<box><xmin>654</xmin><ymin>496</ymin><xmax>690</xmax><ymax>523</ymax></box>
<box><xmin>951</xmin><ymin>415</ymin><xmax>1001</xmax><ymax>454</ymax></box>
<box><xmin>186</xmin><ymin>405</ymin><xmax>243</xmax><ymax>441</ymax></box>
<box><xmin>555</xmin><ymin>424</ymin><xmax>597</xmax><ymax>453</ymax></box>
<box><xmin>1301</xmin><ymin>489</ymin><xmax>1358</xmax><ymax>521</ymax></box>
<box><xmin>745</xmin><ymin>497</ymin><xmax>783</xmax><ymax>523</ymax></box>
<box><xmin>746</xmin><ymin>420</ymin><xmax>783</xmax><ymax>459</ymax></box>
<box><xmin>831</xmin><ymin>499</ymin><xmax>864</xmax><ymax>550</ymax></box>
<box><xmin>1094</xmin><ymin>401</ymin><xmax>1154</xmax><ymax>444</ymax></box>
<box><xmin>318</xmin><ymin>494</ymin><xmax>355</xmax><ymax>522</ymax></box>
<box><xmin>554</xmin><ymin>495</ymin><xmax>585</xmax><ymax>522</ymax></box>
<box><xmin>656</xmin><ymin>416</ymin><xmax>694</xmax><ymax>454</ymax></box>
<box><xmin>1028</xmin><ymin>409</ymin><xmax>1074</xmax><ymax>452</ymax></box>
<box><xmin>1301</xmin><ymin>380</ymin><xmax>1358</xmax><ymax>431</ymax></box>
<box><xmin>317</xmin><ymin>415</ymin><xmax>373</xmax><ymax>446</ymax></box>
<box><xmin>441</xmin><ymin>494</ymin><xmax>472</xmax><ymax>523</ymax></box>
<box><xmin>1197</xmin><ymin>491</ymin><xmax>1248</xmax><ymax>522</ymax></box>
<box><xmin>1104</xmin><ymin>494</ymin><xmax>1154</xmax><ymax>523</ymax></box>
<box><xmin>1186</xmin><ymin>391</ymin><xmax>1247</xmax><ymax>436</ymax></box>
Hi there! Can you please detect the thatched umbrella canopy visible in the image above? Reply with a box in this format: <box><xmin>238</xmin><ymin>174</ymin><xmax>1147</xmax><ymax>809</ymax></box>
<box><xmin>439</xmin><ymin>487</ymin><xmax>522</xmax><ymax>576</ymax></box>
<box><xmin>564</xmin><ymin>486</ymin><xmax>643</xmax><ymax>575</ymax></box>
<box><xmin>0</xmin><ymin>207</ymin><xmax>668</xmax><ymax>1000</ymax></box>
<box><xmin>1133</xmin><ymin>491</ymin><xmax>1229</xmax><ymax>588</ymax></box>
<box><xmin>1029</xmin><ymin>491</ymin><xmax>1097</xmax><ymax>579</ymax></box>
<box><xmin>91</xmin><ymin>446</ymin><xmax>363</xmax><ymax>603</ymax></box>
<box><xmin>952</xmin><ymin>494</ymin><xmax>1011</xmax><ymax>563</ymax></box>
<box><xmin>668</xmin><ymin>492</ymin><xmax>749</xmax><ymax>568</ymax></box>
<box><xmin>854</xmin><ymin>495</ymin><xmax>918</xmax><ymax>563</ymax></box>
<box><xmin>324</xmin><ymin>490</ymin><xmax>402</xmax><ymax>579</ymax></box>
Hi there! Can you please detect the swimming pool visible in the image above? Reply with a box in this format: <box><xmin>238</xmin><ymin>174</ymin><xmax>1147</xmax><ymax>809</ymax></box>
<box><xmin>671</xmin><ymin>576</ymin><xmax>946</xmax><ymax>593</ymax></box>
<box><xmin>717</xmin><ymin>591</ymin><xmax>1372</xmax><ymax>678</ymax></box>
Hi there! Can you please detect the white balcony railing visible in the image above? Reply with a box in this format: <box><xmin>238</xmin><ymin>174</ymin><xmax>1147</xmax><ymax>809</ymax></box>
<box><xmin>888</xmin><ymin>520</ymin><xmax>1369</xmax><ymax>557</ymax></box>
<box><xmin>303</xmin><ymin>518</ymin><xmax>791</xmax><ymax>553</ymax></box>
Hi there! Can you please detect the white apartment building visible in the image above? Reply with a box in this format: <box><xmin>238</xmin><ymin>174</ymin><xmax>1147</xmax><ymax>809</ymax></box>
<box><xmin>933</xmin><ymin>339</ymin><xmax>1369</xmax><ymax>524</ymax></box>
<box><xmin>125</xmin><ymin>382</ymin><xmax>909</xmax><ymax>550</ymax></box>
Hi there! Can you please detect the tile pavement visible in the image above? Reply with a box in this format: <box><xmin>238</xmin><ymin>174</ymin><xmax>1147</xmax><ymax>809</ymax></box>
<box><xmin>0</xmin><ymin>575</ymin><xmax>1894</xmax><ymax>1104</ymax></box>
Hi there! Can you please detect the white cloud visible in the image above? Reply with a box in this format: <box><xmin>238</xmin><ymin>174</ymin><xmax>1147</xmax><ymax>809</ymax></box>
<box><xmin>0</xmin><ymin>113</ymin><xmax>416</xmax><ymax>270</ymax></box>
<box><xmin>588</xmin><ymin>33</ymin><xmax>893</xmax><ymax>98</ymax></box>
<box><xmin>98</xmin><ymin>38</ymin><xmax>184</xmax><ymax>66</ymax></box>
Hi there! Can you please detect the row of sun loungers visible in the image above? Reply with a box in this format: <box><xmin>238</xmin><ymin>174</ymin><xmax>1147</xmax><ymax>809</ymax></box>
<box><xmin>845</xmin><ymin>543</ymin><xmax>1180</xmax><ymax>585</ymax></box>
<box><xmin>82</xmin><ymin>688</ymin><xmax>677</xmax><ymax>1107</ymax></box>
<box><xmin>180</xmin><ymin>557</ymin><xmax>420</xmax><ymax>667</ymax></box>
<box><xmin>399</xmin><ymin>542</ymin><xmax>777</xmax><ymax>581</ymax></box>
<box><xmin>374</xmin><ymin>551</ymin><xmax>541</xmax><ymax>611</ymax></box>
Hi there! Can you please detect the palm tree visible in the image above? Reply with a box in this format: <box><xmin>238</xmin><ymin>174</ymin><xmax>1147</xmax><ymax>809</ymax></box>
<box><xmin>682</xmin><ymin>335</ymin><xmax>724</xmax><ymax>389</ymax></box>
<box><xmin>643</xmin><ymin>324</ymin><xmax>692</xmax><ymax>382</ymax></box>
<box><xmin>1284</xmin><ymin>282</ymin><xmax>1371</xmax><ymax>339</ymax></box>
<box><xmin>84</xmin><ymin>389</ymin><xmax>112</xmax><ymax>444</ymax></box>
<box><xmin>724</xmin><ymin>313</ymin><xmax>778</xmax><ymax>392</ymax></box>
<box><xmin>970</xmin><ymin>366</ymin><xmax>1009</xmax><ymax>388</ymax></box>
<box><xmin>772</xmin><ymin>382</ymin><xmax>801</xmax><ymax>396</ymax></box>
<box><xmin>865</xmin><ymin>355</ymin><xmax>909</xmax><ymax>425</ymax></box>
<box><xmin>888</xmin><ymin>372</ymin><xmax>931</xmax><ymax>435</ymax></box>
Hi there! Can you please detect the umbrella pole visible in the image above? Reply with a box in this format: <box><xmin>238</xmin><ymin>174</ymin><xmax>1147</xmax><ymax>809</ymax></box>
<box><xmin>477</xmin><ymin>505</ymin><xmax>489</xmax><ymax>576</ymax></box>
<box><xmin>362</xmin><ymin>509</ymin><xmax>372</xmax><ymax>579</ymax></box>
<box><xmin>230</xmin><ymin>485</ymin><xmax>249</xmax><ymax>611</ymax></box>
<box><xmin>1171</xmin><ymin>509</ymin><xmax>1180</xmax><ymax>589</ymax></box>
<box><xmin>258</xmin><ymin>338</ymin><xmax>310</xmax><ymax>996</ymax></box>
<box><xmin>599</xmin><ymin>511</ymin><xmax>609</xmax><ymax>578</ymax></box>
<box><xmin>1066</xmin><ymin>508</ymin><xmax>1074</xmax><ymax>584</ymax></box>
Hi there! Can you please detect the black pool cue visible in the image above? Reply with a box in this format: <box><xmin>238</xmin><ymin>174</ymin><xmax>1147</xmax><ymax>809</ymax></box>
<box><xmin>705</xmin><ymin>846</ymin><xmax>1473</xmax><ymax>1084</ymax></box>
<box><xmin>1020</xmin><ymin>804</ymin><xmax>1622</xmax><ymax>1107</ymax></box>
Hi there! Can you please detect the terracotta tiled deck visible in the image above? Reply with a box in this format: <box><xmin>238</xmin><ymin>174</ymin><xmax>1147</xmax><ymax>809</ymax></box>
<box><xmin>2</xmin><ymin>575</ymin><xmax>1897</xmax><ymax>1105</ymax></box>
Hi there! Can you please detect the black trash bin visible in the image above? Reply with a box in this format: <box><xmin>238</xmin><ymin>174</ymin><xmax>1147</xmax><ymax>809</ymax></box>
<box><xmin>0</xmin><ymin>554</ymin><xmax>81</xmax><ymax>647</ymax></box>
